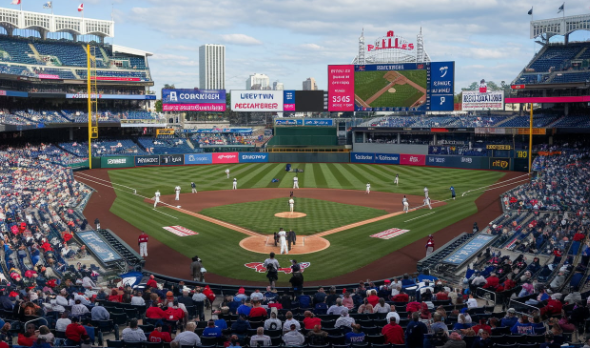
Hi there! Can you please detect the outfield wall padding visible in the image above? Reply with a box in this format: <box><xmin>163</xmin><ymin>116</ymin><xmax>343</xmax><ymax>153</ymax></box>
<box><xmin>268</xmin><ymin>152</ymin><xmax>349</xmax><ymax>163</ymax></box>
<box><xmin>353</xmin><ymin>143</ymin><xmax>429</xmax><ymax>155</ymax></box>
<box><xmin>426</xmin><ymin>155</ymin><xmax>489</xmax><ymax>170</ymax></box>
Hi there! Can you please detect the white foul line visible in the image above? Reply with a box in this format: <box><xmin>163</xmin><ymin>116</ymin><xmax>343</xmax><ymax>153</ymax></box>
<box><xmin>404</xmin><ymin>211</ymin><xmax>435</xmax><ymax>223</ymax></box>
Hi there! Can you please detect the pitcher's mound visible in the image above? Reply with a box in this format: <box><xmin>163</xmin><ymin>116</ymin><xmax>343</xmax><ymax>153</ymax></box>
<box><xmin>275</xmin><ymin>212</ymin><xmax>307</xmax><ymax>218</ymax></box>
<box><xmin>240</xmin><ymin>235</ymin><xmax>330</xmax><ymax>254</ymax></box>
<box><xmin>388</xmin><ymin>88</ymin><xmax>396</xmax><ymax>93</ymax></box>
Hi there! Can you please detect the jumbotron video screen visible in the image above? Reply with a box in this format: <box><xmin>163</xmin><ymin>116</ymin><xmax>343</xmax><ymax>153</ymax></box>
<box><xmin>328</xmin><ymin>62</ymin><xmax>455</xmax><ymax>112</ymax></box>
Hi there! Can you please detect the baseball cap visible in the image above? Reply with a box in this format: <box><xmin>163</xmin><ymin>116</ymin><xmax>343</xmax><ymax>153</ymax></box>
<box><xmin>508</xmin><ymin>308</ymin><xmax>516</xmax><ymax>314</ymax></box>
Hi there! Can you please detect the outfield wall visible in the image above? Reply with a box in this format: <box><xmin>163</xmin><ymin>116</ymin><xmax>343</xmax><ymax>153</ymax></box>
<box><xmin>93</xmin><ymin>152</ymin><xmax>522</xmax><ymax>171</ymax></box>
<box><xmin>353</xmin><ymin>143</ymin><xmax>429</xmax><ymax>155</ymax></box>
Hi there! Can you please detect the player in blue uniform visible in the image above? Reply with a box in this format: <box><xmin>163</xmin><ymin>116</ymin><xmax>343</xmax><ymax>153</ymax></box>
<box><xmin>450</xmin><ymin>186</ymin><xmax>456</xmax><ymax>200</ymax></box>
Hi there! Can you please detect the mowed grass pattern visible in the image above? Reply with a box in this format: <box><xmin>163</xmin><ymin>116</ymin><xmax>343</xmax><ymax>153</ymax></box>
<box><xmin>107</xmin><ymin>163</ymin><xmax>505</xmax><ymax>283</ymax></box>
<box><xmin>200</xmin><ymin>197</ymin><xmax>387</xmax><ymax>235</ymax></box>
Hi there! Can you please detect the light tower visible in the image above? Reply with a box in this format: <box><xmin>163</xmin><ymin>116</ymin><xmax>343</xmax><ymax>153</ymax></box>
<box><xmin>358</xmin><ymin>28</ymin><xmax>365</xmax><ymax>65</ymax></box>
<box><xmin>416</xmin><ymin>27</ymin><xmax>425</xmax><ymax>63</ymax></box>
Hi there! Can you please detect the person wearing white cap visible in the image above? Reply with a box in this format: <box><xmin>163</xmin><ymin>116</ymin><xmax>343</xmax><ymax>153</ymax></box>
<box><xmin>335</xmin><ymin>308</ymin><xmax>356</xmax><ymax>328</ymax></box>
<box><xmin>225</xmin><ymin>168</ymin><xmax>230</xmax><ymax>179</ymax></box>
<box><xmin>232</xmin><ymin>178</ymin><xmax>237</xmax><ymax>190</ymax></box>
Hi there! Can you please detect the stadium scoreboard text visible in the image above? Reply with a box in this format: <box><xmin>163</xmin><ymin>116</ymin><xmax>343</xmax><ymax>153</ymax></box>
<box><xmin>327</xmin><ymin>62</ymin><xmax>455</xmax><ymax>112</ymax></box>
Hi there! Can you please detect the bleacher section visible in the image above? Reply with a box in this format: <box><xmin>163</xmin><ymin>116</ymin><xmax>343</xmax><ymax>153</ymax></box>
<box><xmin>528</xmin><ymin>45</ymin><xmax>582</xmax><ymax>72</ymax></box>
<box><xmin>0</xmin><ymin>37</ymin><xmax>37</xmax><ymax>64</ymax></box>
<box><xmin>60</xmin><ymin>140</ymin><xmax>147</xmax><ymax>157</ymax></box>
<box><xmin>138</xmin><ymin>137</ymin><xmax>194</xmax><ymax>154</ymax></box>
<box><xmin>0</xmin><ymin>110</ymin><xmax>162</xmax><ymax>126</ymax></box>
<box><xmin>498</xmin><ymin>114</ymin><xmax>559</xmax><ymax>128</ymax></box>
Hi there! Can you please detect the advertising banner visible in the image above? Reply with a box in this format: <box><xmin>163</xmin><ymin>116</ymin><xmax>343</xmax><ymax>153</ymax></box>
<box><xmin>162</xmin><ymin>89</ymin><xmax>226</xmax><ymax>112</ymax></box>
<box><xmin>328</xmin><ymin>65</ymin><xmax>355</xmax><ymax>111</ymax></box>
<box><xmin>490</xmin><ymin>157</ymin><xmax>511</xmax><ymax>170</ymax></box>
<box><xmin>91</xmin><ymin>77</ymin><xmax>141</xmax><ymax>82</ymax></box>
<box><xmin>231</xmin><ymin>91</ymin><xmax>283</xmax><ymax>112</ymax></box>
<box><xmin>374</xmin><ymin>153</ymin><xmax>400</xmax><ymax>164</ymax></box>
<box><xmin>400</xmin><ymin>154</ymin><xmax>425</xmax><ymax>166</ymax></box>
<box><xmin>350</xmin><ymin>152</ymin><xmax>375</xmax><ymax>163</ymax></box>
<box><xmin>76</xmin><ymin>231</ymin><xmax>123</xmax><ymax>263</ymax></box>
<box><xmin>101</xmin><ymin>156</ymin><xmax>134</xmax><ymax>168</ymax></box>
<box><xmin>443</xmin><ymin>234</ymin><xmax>495</xmax><ymax>265</ymax></box>
<box><xmin>38</xmin><ymin>74</ymin><xmax>61</xmax><ymax>79</ymax></box>
<box><xmin>303</xmin><ymin>119</ymin><xmax>333</xmax><ymax>126</ymax></box>
<box><xmin>184</xmin><ymin>153</ymin><xmax>212</xmax><ymax>165</ymax></box>
<box><xmin>135</xmin><ymin>155</ymin><xmax>160</xmax><ymax>166</ymax></box>
<box><xmin>160</xmin><ymin>154</ymin><xmax>184</xmax><ymax>165</ymax></box>
<box><xmin>66</xmin><ymin>93</ymin><xmax>156</xmax><ymax>100</ymax></box>
<box><xmin>0</xmin><ymin>89</ymin><xmax>28</xmax><ymax>98</ymax></box>
<box><xmin>239</xmin><ymin>153</ymin><xmax>269</xmax><ymax>163</ymax></box>
<box><xmin>427</xmin><ymin>155</ymin><xmax>489</xmax><ymax>169</ymax></box>
<box><xmin>212</xmin><ymin>152</ymin><xmax>239</xmax><ymax>164</ymax></box>
<box><xmin>275</xmin><ymin>119</ymin><xmax>302</xmax><ymax>125</ymax></box>
<box><xmin>426</xmin><ymin>155</ymin><xmax>449</xmax><ymax>166</ymax></box>
<box><xmin>462</xmin><ymin>90</ymin><xmax>504</xmax><ymax>110</ymax></box>
<box><xmin>429</xmin><ymin>61</ymin><xmax>455</xmax><ymax>111</ymax></box>
<box><xmin>283</xmin><ymin>90</ymin><xmax>296</xmax><ymax>111</ymax></box>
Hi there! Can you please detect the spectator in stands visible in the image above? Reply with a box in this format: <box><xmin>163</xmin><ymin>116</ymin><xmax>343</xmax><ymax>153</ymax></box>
<box><xmin>382</xmin><ymin>316</ymin><xmax>404</xmax><ymax>345</ymax></box>
<box><xmin>306</xmin><ymin>324</ymin><xmax>328</xmax><ymax>345</ymax></box>
<box><xmin>453</xmin><ymin>314</ymin><xmax>472</xmax><ymax>331</ymax></box>
<box><xmin>511</xmin><ymin>314</ymin><xmax>534</xmax><ymax>334</ymax></box>
<box><xmin>264</xmin><ymin>308</ymin><xmax>282</xmax><ymax>330</ymax></box>
<box><xmin>345</xmin><ymin>324</ymin><xmax>365</xmax><ymax>344</ymax></box>
<box><xmin>541</xmin><ymin>295</ymin><xmax>563</xmax><ymax>318</ymax></box>
<box><xmin>202</xmin><ymin>320</ymin><xmax>222</xmax><ymax>339</ymax></box>
<box><xmin>313</xmin><ymin>288</ymin><xmax>327</xmax><ymax>304</ymax></box>
<box><xmin>335</xmin><ymin>308</ymin><xmax>355</xmax><ymax>328</ymax></box>
<box><xmin>405</xmin><ymin>312</ymin><xmax>428</xmax><ymax>348</ymax></box>
<box><xmin>108</xmin><ymin>289</ymin><xmax>121</xmax><ymax>302</ymax></box>
<box><xmin>302</xmin><ymin>311</ymin><xmax>320</xmax><ymax>329</ymax></box>
<box><xmin>282</xmin><ymin>311</ymin><xmax>299</xmax><ymax>332</ymax></box>
<box><xmin>357</xmin><ymin>298</ymin><xmax>373</xmax><ymax>314</ymax></box>
<box><xmin>191</xmin><ymin>287</ymin><xmax>207</xmax><ymax>321</ymax></box>
<box><xmin>146</xmin><ymin>302</ymin><xmax>166</xmax><ymax>319</ymax></box>
<box><xmin>326</xmin><ymin>287</ymin><xmax>338</xmax><ymax>306</ymax></box>
<box><xmin>236</xmin><ymin>299</ymin><xmax>251</xmax><ymax>317</ymax></box>
<box><xmin>121</xmin><ymin>319</ymin><xmax>146</xmax><ymax>342</ymax></box>
<box><xmin>466</xmin><ymin>294</ymin><xmax>478</xmax><ymax>308</ymax></box>
<box><xmin>471</xmin><ymin>319</ymin><xmax>491</xmax><ymax>335</ymax></box>
<box><xmin>250</xmin><ymin>289</ymin><xmax>264</xmax><ymax>303</ymax></box>
<box><xmin>249</xmin><ymin>327</ymin><xmax>271</xmax><ymax>346</ymax></box>
<box><xmin>440</xmin><ymin>331</ymin><xmax>467</xmax><ymax>348</ymax></box>
<box><xmin>149</xmin><ymin>321</ymin><xmax>172</xmax><ymax>343</ymax></box>
<box><xmin>342</xmin><ymin>292</ymin><xmax>354</xmax><ymax>309</ymax></box>
<box><xmin>71</xmin><ymin>299</ymin><xmax>89</xmax><ymax>318</ymax></box>
<box><xmin>327</xmin><ymin>297</ymin><xmax>346</xmax><ymax>315</ymax></box>
<box><xmin>65</xmin><ymin>317</ymin><xmax>87</xmax><ymax>346</ymax></box>
<box><xmin>501</xmin><ymin>308</ymin><xmax>518</xmax><ymax>328</ymax></box>
<box><xmin>431</xmin><ymin>312</ymin><xmax>448</xmax><ymax>335</ymax></box>
<box><xmin>55</xmin><ymin>312</ymin><xmax>71</xmax><ymax>332</ymax></box>
<box><xmin>18</xmin><ymin>323</ymin><xmax>37</xmax><ymax>347</ymax></box>
<box><xmin>146</xmin><ymin>275</ymin><xmax>158</xmax><ymax>289</ymax></box>
<box><xmin>392</xmin><ymin>288</ymin><xmax>409</xmax><ymax>303</ymax></box>
<box><xmin>471</xmin><ymin>272</ymin><xmax>487</xmax><ymax>287</ymax></box>
<box><xmin>231</xmin><ymin>314</ymin><xmax>251</xmax><ymax>341</ymax></box>
<box><xmin>130</xmin><ymin>290</ymin><xmax>145</xmax><ymax>306</ymax></box>
<box><xmin>373</xmin><ymin>298</ymin><xmax>391</xmax><ymax>314</ymax></box>
<box><xmin>173</xmin><ymin>322</ymin><xmax>201</xmax><ymax>346</ymax></box>
<box><xmin>282</xmin><ymin>324</ymin><xmax>305</xmax><ymax>346</ymax></box>
<box><xmin>249</xmin><ymin>300</ymin><xmax>267</xmax><ymax>320</ymax></box>
<box><xmin>165</xmin><ymin>300</ymin><xmax>185</xmax><ymax>322</ymax></box>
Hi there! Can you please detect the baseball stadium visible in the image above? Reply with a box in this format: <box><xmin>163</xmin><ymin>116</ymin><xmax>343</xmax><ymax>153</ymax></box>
<box><xmin>1</xmin><ymin>4</ymin><xmax>590</xmax><ymax>348</ymax></box>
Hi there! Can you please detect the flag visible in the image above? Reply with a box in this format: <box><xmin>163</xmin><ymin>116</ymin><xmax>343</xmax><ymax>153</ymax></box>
<box><xmin>78</xmin><ymin>3</ymin><xmax>84</xmax><ymax>12</ymax></box>
<box><xmin>528</xmin><ymin>7</ymin><xmax>533</xmax><ymax>15</ymax></box>
<box><xmin>43</xmin><ymin>1</ymin><xmax>52</xmax><ymax>9</ymax></box>
<box><xmin>11</xmin><ymin>0</ymin><xmax>20</xmax><ymax>5</ymax></box>
<box><xmin>558</xmin><ymin>3</ymin><xmax>564</xmax><ymax>13</ymax></box>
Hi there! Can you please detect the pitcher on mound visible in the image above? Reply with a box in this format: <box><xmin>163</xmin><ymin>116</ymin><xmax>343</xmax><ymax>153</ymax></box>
<box><xmin>289</xmin><ymin>198</ymin><xmax>295</xmax><ymax>213</ymax></box>
<box><xmin>278</xmin><ymin>228</ymin><xmax>288</xmax><ymax>255</ymax></box>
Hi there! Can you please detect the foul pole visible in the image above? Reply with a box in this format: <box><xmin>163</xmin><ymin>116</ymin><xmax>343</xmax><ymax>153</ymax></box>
<box><xmin>528</xmin><ymin>103</ymin><xmax>533</xmax><ymax>173</ymax></box>
<box><xmin>87</xmin><ymin>44</ymin><xmax>92</xmax><ymax>169</ymax></box>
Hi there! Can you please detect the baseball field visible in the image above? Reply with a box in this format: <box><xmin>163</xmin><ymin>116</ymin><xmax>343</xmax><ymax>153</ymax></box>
<box><xmin>354</xmin><ymin>70</ymin><xmax>427</xmax><ymax>108</ymax></box>
<box><xmin>78</xmin><ymin>163</ymin><xmax>511</xmax><ymax>285</ymax></box>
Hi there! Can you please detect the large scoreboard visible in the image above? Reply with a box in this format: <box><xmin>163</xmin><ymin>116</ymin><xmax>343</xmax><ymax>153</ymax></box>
<box><xmin>328</xmin><ymin>62</ymin><xmax>454</xmax><ymax>112</ymax></box>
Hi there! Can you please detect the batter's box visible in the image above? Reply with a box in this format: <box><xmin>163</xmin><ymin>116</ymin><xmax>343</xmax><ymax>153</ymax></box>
<box><xmin>370</xmin><ymin>228</ymin><xmax>410</xmax><ymax>240</ymax></box>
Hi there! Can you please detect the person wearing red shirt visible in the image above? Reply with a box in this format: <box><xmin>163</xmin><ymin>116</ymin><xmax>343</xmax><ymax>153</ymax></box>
<box><xmin>17</xmin><ymin>324</ymin><xmax>37</xmax><ymax>347</ymax></box>
<box><xmin>164</xmin><ymin>302</ymin><xmax>184</xmax><ymax>321</ymax></box>
<box><xmin>148</xmin><ymin>323</ymin><xmax>172</xmax><ymax>343</ymax></box>
<box><xmin>435</xmin><ymin>291</ymin><xmax>449</xmax><ymax>301</ymax></box>
<box><xmin>573</xmin><ymin>232</ymin><xmax>586</xmax><ymax>242</ymax></box>
<box><xmin>302</xmin><ymin>311</ymin><xmax>321</xmax><ymax>329</ymax></box>
<box><xmin>381</xmin><ymin>317</ymin><xmax>404</xmax><ymax>344</ymax></box>
<box><xmin>108</xmin><ymin>289</ymin><xmax>121</xmax><ymax>302</ymax></box>
<box><xmin>367</xmin><ymin>290</ymin><xmax>380</xmax><ymax>307</ymax></box>
<box><xmin>146</xmin><ymin>303</ymin><xmax>167</xmax><ymax>319</ymax></box>
<box><xmin>483</xmin><ymin>273</ymin><xmax>500</xmax><ymax>291</ymax></box>
<box><xmin>40</xmin><ymin>241</ymin><xmax>52</xmax><ymax>252</ymax></box>
<box><xmin>471</xmin><ymin>319</ymin><xmax>491</xmax><ymax>334</ymax></box>
<box><xmin>249</xmin><ymin>301</ymin><xmax>268</xmax><ymax>320</ymax></box>
<box><xmin>541</xmin><ymin>298</ymin><xmax>563</xmax><ymax>317</ymax></box>
<box><xmin>392</xmin><ymin>291</ymin><xmax>409</xmax><ymax>303</ymax></box>
<box><xmin>63</xmin><ymin>232</ymin><xmax>73</xmax><ymax>243</ymax></box>
<box><xmin>65</xmin><ymin>317</ymin><xmax>87</xmax><ymax>346</ymax></box>
<box><xmin>146</xmin><ymin>275</ymin><xmax>158</xmax><ymax>289</ymax></box>
<box><xmin>138</xmin><ymin>231</ymin><xmax>149</xmax><ymax>258</ymax></box>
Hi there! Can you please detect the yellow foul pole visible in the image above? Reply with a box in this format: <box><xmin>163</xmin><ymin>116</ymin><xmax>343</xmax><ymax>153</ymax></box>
<box><xmin>87</xmin><ymin>44</ymin><xmax>92</xmax><ymax>169</ymax></box>
<box><xmin>529</xmin><ymin>103</ymin><xmax>533</xmax><ymax>174</ymax></box>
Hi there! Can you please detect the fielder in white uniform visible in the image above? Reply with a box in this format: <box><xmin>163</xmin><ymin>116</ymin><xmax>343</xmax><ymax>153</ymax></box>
<box><xmin>191</xmin><ymin>182</ymin><xmax>197</xmax><ymax>194</ymax></box>
<box><xmin>366</xmin><ymin>182</ymin><xmax>371</xmax><ymax>194</ymax></box>
<box><xmin>293</xmin><ymin>176</ymin><xmax>299</xmax><ymax>189</ymax></box>
<box><xmin>225</xmin><ymin>169</ymin><xmax>230</xmax><ymax>179</ymax></box>
<box><xmin>278</xmin><ymin>229</ymin><xmax>288</xmax><ymax>254</ymax></box>
<box><xmin>402</xmin><ymin>196</ymin><xmax>409</xmax><ymax>214</ymax></box>
<box><xmin>394</xmin><ymin>174</ymin><xmax>399</xmax><ymax>185</ymax></box>
<box><xmin>153</xmin><ymin>190</ymin><xmax>160</xmax><ymax>208</ymax></box>
<box><xmin>424</xmin><ymin>187</ymin><xmax>429</xmax><ymax>198</ymax></box>
<box><xmin>424</xmin><ymin>197</ymin><xmax>432</xmax><ymax>210</ymax></box>
<box><xmin>174</xmin><ymin>185</ymin><xmax>181</xmax><ymax>200</ymax></box>
<box><xmin>232</xmin><ymin>178</ymin><xmax>237</xmax><ymax>190</ymax></box>
<box><xmin>289</xmin><ymin>198</ymin><xmax>295</xmax><ymax>213</ymax></box>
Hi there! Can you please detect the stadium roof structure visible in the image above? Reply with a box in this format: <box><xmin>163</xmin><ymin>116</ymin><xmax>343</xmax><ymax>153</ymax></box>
<box><xmin>113</xmin><ymin>44</ymin><xmax>153</xmax><ymax>57</ymax></box>
<box><xmin>0</xmin><ymin>7</ymin><xmax>114</xmax><ymax>39</ymax></box>
<box><xmin>352</xmin><ymin>28</ymin><xmax>430</xmax><ymax>65</ymax></box>
<box><xmin>531</xmin><ymin>13</ymin><xmax>590</xmax><ymax>41</ymax></box>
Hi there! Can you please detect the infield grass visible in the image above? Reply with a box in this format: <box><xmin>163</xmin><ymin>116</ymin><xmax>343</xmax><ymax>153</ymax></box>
<box><xmin>200</xmin><ymin>197</ymin><xmax>387</xmax><ymax>235</ymax></box>
<box><xmin>107</xmin><ymin>163</ymin><xmax>505</xmax><ymax>283</ymax></box>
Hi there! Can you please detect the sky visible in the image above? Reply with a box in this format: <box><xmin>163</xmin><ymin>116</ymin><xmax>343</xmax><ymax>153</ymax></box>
<box><xmin>10</xmin><ymin>0</ymin><xmax>590</xmax><ymax>95</ymax></box>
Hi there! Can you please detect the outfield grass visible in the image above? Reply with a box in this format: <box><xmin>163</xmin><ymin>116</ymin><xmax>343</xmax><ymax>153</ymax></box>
<box><xmin>398</xmin><ymin>70</ymin><xmax>427</xmax><ymax>89</ymax></box>
<box><xmin>370</xmin><ymin>84</ymin><xmax>422</xmax><ymax>108</ymax></box>
<box><xmin>200</xmin><ymin>197</ymin><xmax>387</xmax><ymax>235</ymax></box>
<box><xmin>108</xmin><ymin>163</ymin><xmax>505</xmax><ymax>283</ymax></box>
<box><xmin>354</xmin><ymin>71</ymin><xmax>390</xmax><ymax>100</ymax></box>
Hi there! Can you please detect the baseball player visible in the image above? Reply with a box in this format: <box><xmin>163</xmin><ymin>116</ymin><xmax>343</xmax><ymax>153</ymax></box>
<box><xmin>293</xmin><ymin>175</ymin><xmax>299</xmax><ymax>189</ymax></box>
<box><xmin>450</xmin><ymin>186</ymin><xmax>456</xmax><ymax>200</ymax></box>
<box><xmin>191</xmin><ymin>182</ymin><xmax>197</xmax><ymax>194</ymax></box>
<box><xmin>278</xmin><ymin>228</ymin><xmax>288</xmax><ymax>255</ymax></box>
<box><xmin>289</xmin><ymin>198</ymin><xmax>295</xmax><ymax>213</ymax></box>
<box><xmin>232</xmin><ymin>178</ymin><xmax>237</xmax><ymax>190</ymax></box>
<box><xmin>424</xmin><ymin>196</ymin><xmax>432</xmax><ymax>210</ymax></box>
<box><xmin>424</xmin><ymin>187</ymin><xmax>429</xmax><ymax>198</ymax></box>
<box><xmin>402</xmin><ymin>195</ymin><xmax>409</xmax><ymax>214</ymax></box>
<box><xmin>394</xmin><ymin>174</ymin><xmax>399</xmax><ymax>185</ymax></box>
<box><xmin>366</xmin><ymin>182</ymin><xmax>371</xmax><ymax>194</ymax></box>
<box><xmin>153</xmin><ymin>190</ymin><xmax>160</xmax><ymax>208</ymax></box>
<box><xmin>225</xmin><ymin>168</ymin><xmax>230</xmax><ymax>179</ymax></box>
<box><xmin>425</xmin><ymin>235</ymin><xmax>435</xmax><ymax>256</ymax></box>
<box><xmin>174</xmin><ymin>185</ymin><xmax>181</xmax><ymax>200</ymax></box>
<box><xmin>138</xmin><ymin>231</ymin><xmax>149</xmax><ymax>257</ymax></box>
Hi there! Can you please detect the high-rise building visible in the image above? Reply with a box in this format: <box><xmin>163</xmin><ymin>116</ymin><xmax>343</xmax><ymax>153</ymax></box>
<box><xmin>246</xmin><ymin>73</ymin><xmax>270</xmax><ymax>90</ymax></box>
<box><xmin>302</xmin><ymin>77</ymin><xmax>317</xmax><ymax>90</ymax></box>
<box><xmin>199</xmin><ymin>44</ymin><xmax>225</xmax><ymax>90</ymax></box>
<box><xmin>273</xmin><ymin>81</ymin><xmax>284</xmax><ymax>90</ymax></box>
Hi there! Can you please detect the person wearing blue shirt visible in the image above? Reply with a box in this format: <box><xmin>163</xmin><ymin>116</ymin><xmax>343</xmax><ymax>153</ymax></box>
<box><xmin>213</xmin><ymin>315</ymin><xmax>228</xmax><ymax>330</ymax></box>
<box><xmin>202</xmin><ymin>321</ymin><xmax>222</xmax><ymax>338</ymax></box>
<box><xmin>500</xmin><ymin>308</ymin><xmax>518</xmax><ymax>328</ymax></box>
<box><xmin>345</xmin><ymin>324</ymin><xmax>366</xmax><ymax>344</ymax></box>
<box><xmin>452</xmin><ymin>314</ymin><xmax>472</xmax><ymax>331</ymax></box>
<box><xmin>450</xmin><ymin>186</ymin><xmax>456</xmax><ymax>200</ymax></box>
<box><xmin>401</xmin><ymin>274</ymin><xmax>415</xmax><ymax>287</ymax></box>
<box><xmin>236</xmin><ymin>300</ymin><xmax>251</xmax><ymax>317</ymax></box>
<box><xmin>405</xmin><ymin>312</ymin><xmax>428</xmax><ymax>348</ymax></box>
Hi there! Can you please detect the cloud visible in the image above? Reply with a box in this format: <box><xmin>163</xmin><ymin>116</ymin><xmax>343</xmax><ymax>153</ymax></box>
<box><xmin>220</xmin><ymin>34</ymin><xmax>262</xmax><ymax>46</ymax></box>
